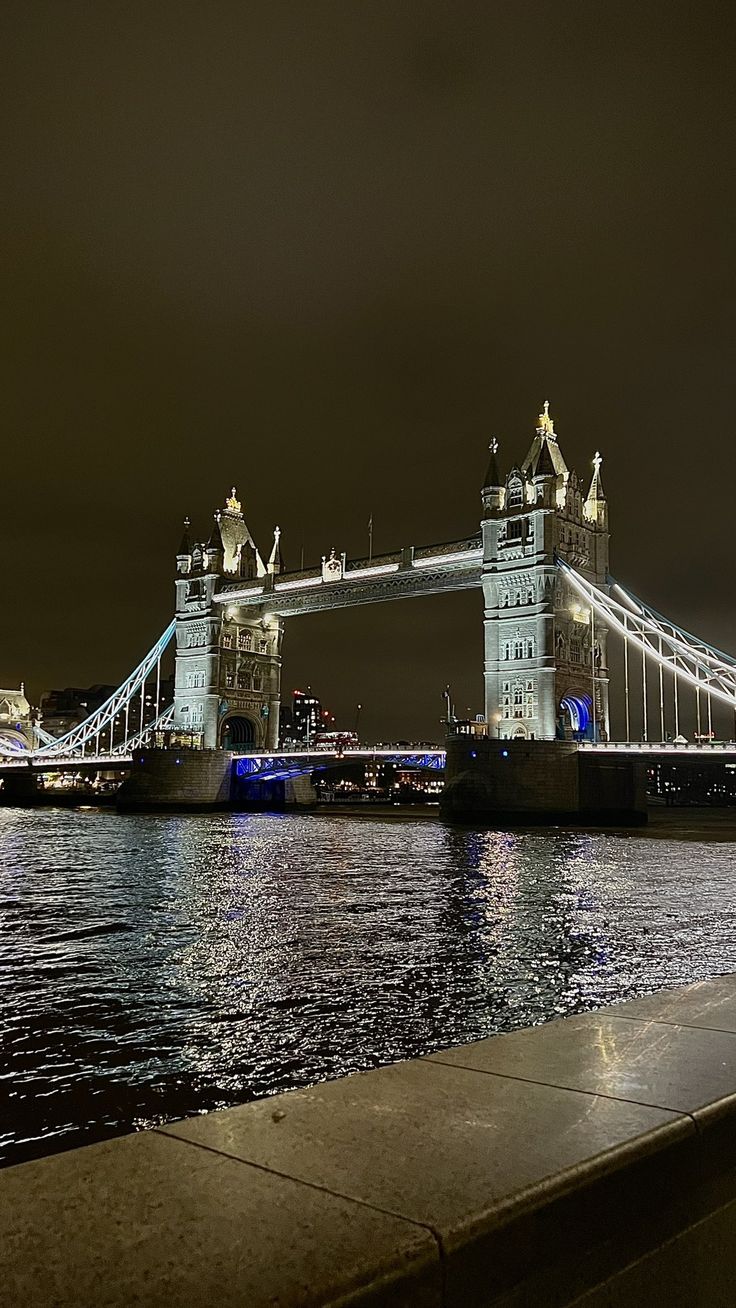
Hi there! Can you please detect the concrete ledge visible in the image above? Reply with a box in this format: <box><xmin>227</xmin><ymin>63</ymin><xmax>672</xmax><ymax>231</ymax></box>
<box><xmin>5</xmin><ymin>977</ymin><xmax>736</xmax><ymax>1305</ymax></box>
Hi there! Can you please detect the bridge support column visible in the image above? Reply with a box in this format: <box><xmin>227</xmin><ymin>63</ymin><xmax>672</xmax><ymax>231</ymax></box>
<box><xmin>116</xmin><ymin>749</ymin><xmax>235</xmax><ymax>811</ymax></box>
<box><xmin>0</xmin><ymin>767</ymin><xmax>41</xmax><ymax>806</ymax></box>
<box><xmin>440</xmin><ymin>737</ymin><xmax>647</xmax><ymax>826</ymax></box>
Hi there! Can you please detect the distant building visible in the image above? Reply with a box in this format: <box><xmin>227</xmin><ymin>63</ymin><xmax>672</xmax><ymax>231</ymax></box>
<box><xmin>41</xmin><ymin>677</ymin><xmax>174</xmax><ymax>742</ymax></box>
<box><xmin>285</xmin><ymin>689</ymin><xmax>322</xmax><ymax>745</ymax></box>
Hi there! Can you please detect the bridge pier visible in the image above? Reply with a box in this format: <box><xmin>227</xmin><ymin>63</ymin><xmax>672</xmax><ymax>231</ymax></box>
<box><xmin>116</xmin><ymin>750</ymin><xmax>321</xmax><ymax>812</ymax></box>
<box><xmin>0</xmin><ymin>765</ymin><xmax>41</xmax><ymax>806</ymax></box>
<box><xmin>440</xmin><ymin>736</ymin><xmax>647</xmax><ymax>826</ymax></box>
<box><xmin>116</xmin><ymin>749</ymin><xmax>235</xmax><ymax>812</ymax></box>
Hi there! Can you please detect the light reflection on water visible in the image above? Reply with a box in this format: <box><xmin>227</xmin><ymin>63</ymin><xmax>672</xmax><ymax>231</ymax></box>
<box><xmin>2</xmin><ymin>808</ymin><xmax>735</xmax><ymax>1168</ymax></box>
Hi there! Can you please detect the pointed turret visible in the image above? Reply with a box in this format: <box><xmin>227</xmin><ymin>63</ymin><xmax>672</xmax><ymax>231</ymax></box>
<box><xmin>483</xmin><ymin>437</ymin><xmax>503</xmax><ymax>489</ymax></box>
<box><xmin>176</xmin><ymin>516</ymin><xmax>193</xmax><ymax>575</ymax></box>
<box><xmin>482</xmin><ymin>438</ymin><xmax>505</xmax><ymax>515</ymax></box>
<box><xmin>204</xmin><ymin>511</ymin><xmax>225</xmax><ymax>571</ymax></box>
<box><xmin>583</xmin><ymin>451</ymin><xmax>607</xmax><ymax>528</ymax></box>
<box><xmin>219</xmin><ymin>486</ymin><xmax>266</xmax><ymax>576</ymax></box>
<box><xmin>521</xmin><ymin>401</ymin><xmax>569</xmax><ymax>483</ymax></box>
<box><xmin>178</xmin><ymin>516</ymin><xmax>192</xmax><ymax>555</ymax></box>
<box><xmin>267</xmin><ymin>526</ymin><xmax>284</xmax><ymax>575</ymax></box>
<box><xmin>207</xmin><ymin>512</ymin><xmax>225</xmax><ymax>551</ymax></box>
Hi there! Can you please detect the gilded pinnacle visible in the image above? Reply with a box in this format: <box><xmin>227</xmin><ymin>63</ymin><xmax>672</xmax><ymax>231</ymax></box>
<box><xmin>537</xmin><ymin>399</ymin><xmax>555</xmax><ymax>436</ymax></box>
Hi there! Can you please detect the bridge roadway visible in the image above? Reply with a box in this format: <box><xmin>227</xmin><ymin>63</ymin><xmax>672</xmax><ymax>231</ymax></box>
<box><xmin>215</xmin><ymin>537</ymin><xmax>484</xmax><ymax>615</ymax></box>
<box><xmin>1</xmin><ymin>742</ymin><xmax>735</xmax><ymax>777</ymax></box>
<box><xmin>0</xmin><ymin>748</ymin><xmax>448</xmax><ymax>776</ymax></box>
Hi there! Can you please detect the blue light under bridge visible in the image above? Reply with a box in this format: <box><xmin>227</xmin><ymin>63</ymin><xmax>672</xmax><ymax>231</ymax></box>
<box><xmin>234</xmin><ymin>749</ymin><xmax>446</xmax><ymax>783</ymax></box>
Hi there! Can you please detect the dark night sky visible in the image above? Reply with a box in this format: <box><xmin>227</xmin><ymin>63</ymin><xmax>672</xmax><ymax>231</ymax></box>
<box><xmin>2</xmin><ymin>2</ymin><xmax>735</xmax><ymax>741</ymax></box>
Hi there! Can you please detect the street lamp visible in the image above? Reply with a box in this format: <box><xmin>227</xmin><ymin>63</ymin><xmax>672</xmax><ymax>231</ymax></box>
<box><xmin>443</xmin><ymin>685</ymin><xmax>455</xmax><ymax>732</ymax></box>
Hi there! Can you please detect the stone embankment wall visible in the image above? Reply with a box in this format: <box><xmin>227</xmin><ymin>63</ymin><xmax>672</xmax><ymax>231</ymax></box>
<box><xmin>4</xmin><ymin>975</ymin><xmax>736</xmax><ymax>1304</ymax></box>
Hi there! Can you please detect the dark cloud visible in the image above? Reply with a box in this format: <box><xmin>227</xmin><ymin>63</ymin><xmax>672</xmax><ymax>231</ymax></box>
<box><xmin>1</xmin><ymin>1</ymin><xmax>734</xmax><ymax>739</ymax></box>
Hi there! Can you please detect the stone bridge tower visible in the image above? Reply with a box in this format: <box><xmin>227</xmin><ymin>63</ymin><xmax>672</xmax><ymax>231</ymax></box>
<box><xmin>481</xmin><ymin>403</ymin><xmax>610</xmax><ymax>742</ymax></box>
<box><xmin>172</xmin><ymin>489</ymin><xmax>283</xmax><ymax>750</ymax></box>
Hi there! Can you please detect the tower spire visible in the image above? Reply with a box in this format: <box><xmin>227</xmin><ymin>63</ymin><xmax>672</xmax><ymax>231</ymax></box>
<box><xmin>483</xmin><ymin>437</ymin><xmax>503</xmax><ymax>489</ymax></box>
<box><xmin>523</xmin><ymin>399</ymin><xmax>568</xmax><ymax>483</ymax></box>
<box><xmin>177</xmin><ymin>515</ymin><xmax>192</xmax><ymax>557</ymax></box>
<box><xmin>584</xmin><ymin>450</ymin><xmax>607</xmax><ymax>526</ymax></box>
<box><xmin>267</xmin><ymin>525</ymin><xmax>284</xmax><ymax>575</ymax></box>
<box><xmin>537</xmin><ymin>400</ymin><xmax>555</xmax><ymax>438</ymax></box>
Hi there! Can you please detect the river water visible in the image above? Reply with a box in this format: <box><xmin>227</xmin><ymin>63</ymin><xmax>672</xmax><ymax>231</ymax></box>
<box><xmin>2</xmin><ymin>806</ymin><xmax>736</xmax><ymax>1169</ymax></box>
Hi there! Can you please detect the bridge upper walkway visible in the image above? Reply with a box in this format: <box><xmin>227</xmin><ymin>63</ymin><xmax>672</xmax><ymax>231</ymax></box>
<box><xmin>215</xmin><ymin>536</ymin><xmax>483</xmax><ymax>616</ymax></box>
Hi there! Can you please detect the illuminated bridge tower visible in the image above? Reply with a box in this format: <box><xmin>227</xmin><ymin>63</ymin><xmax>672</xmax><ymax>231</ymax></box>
<box><xmin>173</xmin><ymin>489</ymin><xmax>284</xmax><ymax>750</ymax></box>
<box><xmin>481</xmin><ymin>403</ymin><xmax>610</xmax><ymax>742</ymax></box>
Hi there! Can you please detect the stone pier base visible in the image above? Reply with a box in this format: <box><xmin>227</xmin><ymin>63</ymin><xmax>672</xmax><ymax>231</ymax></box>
<box><xmin>0</xmin><ymin>766</ymin><xmax>41</xmax><ymax>805</ymax></box>
<box><xmin>440</xmin><ymin>737</ymin><xmax>647</xmax><ymax>826</ymax></box>
<box><xmin>116</xmin><ymin>749</ymin><xmax>234</xmax><ymax>812</ymax></box>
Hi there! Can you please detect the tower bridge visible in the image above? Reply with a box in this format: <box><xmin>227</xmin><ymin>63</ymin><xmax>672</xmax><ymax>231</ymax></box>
<box><xmin>3</xmin><ymin>402</ymin><xmax>735</xmax><ymax>823</ymax></box>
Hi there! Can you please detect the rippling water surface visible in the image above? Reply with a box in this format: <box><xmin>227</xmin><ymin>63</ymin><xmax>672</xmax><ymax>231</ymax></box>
<box><xmin>2</xmin><ymin>807</ymin><xmax>736</xmax><ymax>1168</ymax></box>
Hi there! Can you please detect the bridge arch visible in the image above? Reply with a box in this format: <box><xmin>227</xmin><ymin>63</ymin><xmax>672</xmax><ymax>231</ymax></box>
<box><xmin>220</xmin><ymin>713</ymin><xmax>259</xmax><ymax>749</ymax></box>
<box><xmin>558</xmin><ymin>691</ymin><xmax>593</xmax><ymax>741</ymax></box>
<box><xmin>0</xmin><ymin>729</ymin><xmax>31</xmax><ymax>754</ymax></box>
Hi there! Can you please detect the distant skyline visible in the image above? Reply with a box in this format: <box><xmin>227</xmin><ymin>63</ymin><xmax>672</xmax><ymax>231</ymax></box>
<box><xmin>2</xmin><ymin>2</ymin><xmax>735</xmax><ymax>739</ymax></box>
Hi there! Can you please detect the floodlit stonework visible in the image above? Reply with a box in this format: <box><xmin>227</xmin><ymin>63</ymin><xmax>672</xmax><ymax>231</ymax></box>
<box><xmin>0</xmin><ymin>685</ymin><xmax>33</xmax><ymax>753</ymax></box>
<box><xmin>481</xmin><ymin>403</ymin><xmax>610</xmax><ymax>741</ymax></box>
<box><xmin>173</xmin><ymin>493</ymin><xmax>284</xmax><ymax>750</ymax></box>
<box><xmin>172</xmin><ymin>405</ymin><xmax>610</xmax><ymax>754</ymax></box>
